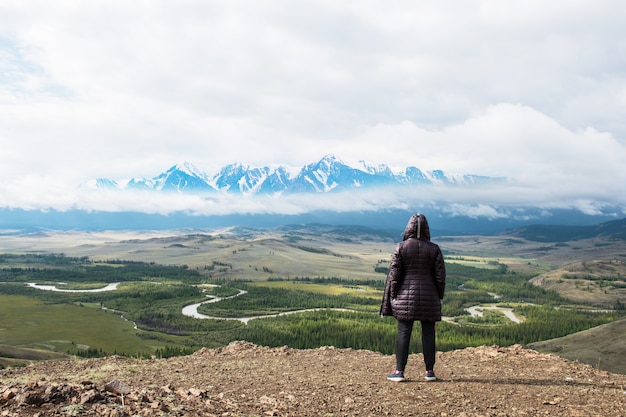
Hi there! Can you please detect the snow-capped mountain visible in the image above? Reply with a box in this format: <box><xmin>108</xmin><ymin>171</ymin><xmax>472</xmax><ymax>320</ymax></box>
<box><xmin>91</xmin><ymin>155</ymin><xmax>505</xmax><ymax>195</ymax></box>
<box><xmin>122</xmin><ymin>162</ymin><xmax>213</xmax><ymax>192</ymax></box>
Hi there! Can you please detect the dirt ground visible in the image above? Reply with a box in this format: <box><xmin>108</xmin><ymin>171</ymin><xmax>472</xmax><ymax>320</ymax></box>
<box><xmin>1</xmin><ymin>342</ymin><xmax>625</xmax><ymax>417</ymax></box>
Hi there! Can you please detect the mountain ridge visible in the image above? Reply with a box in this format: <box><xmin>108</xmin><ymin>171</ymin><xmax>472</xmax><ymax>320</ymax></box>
<box><xmin>88</xmin><ymin>154</ymin><xmax>506</xmax><ymax>195</ymax></box>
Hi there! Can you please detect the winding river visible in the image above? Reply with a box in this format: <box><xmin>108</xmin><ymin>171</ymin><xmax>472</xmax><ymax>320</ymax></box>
<box><xmin>26</xmin><ymin>282</ymin><xmax>121</xmax><ymax>292</ymax></box>
<box><xmin>24</xmin><ymin>282</ymin><xmax>524</xmax><ymax>325</ymax></box>
<box><xmin>466</xmin><ymin>304</ymin><xmax>523</xmax><ymax>323</ymax></box>
<box><xmin>180</xmin><ymin>285</ymin><xmax>354</xmax><ymax>324</ymax></box>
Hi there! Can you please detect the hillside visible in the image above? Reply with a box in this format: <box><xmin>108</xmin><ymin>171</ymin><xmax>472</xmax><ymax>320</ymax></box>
<box><xmin>529</xmin><ymin>317</ymin><xmax>626</xmax><ymax>375</ymax></box>
<box><xmin>1</xmin><ymin>342</ymin><xmax>625</xmax><ymax>416</ymax></box>
<box><xmin>0</xmin><ymin>345</ymin><xmax>69</xmax><ymax>370</ymax></box>
<box><xmin>529</xmin><ymin>259</ymin><xmax>626</xmax><ymax>308</ymax></box>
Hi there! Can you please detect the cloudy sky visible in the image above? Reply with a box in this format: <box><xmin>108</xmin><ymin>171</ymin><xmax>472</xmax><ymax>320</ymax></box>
<box><xmin>1</xmin><ymin>1</ymin><xmax>625</xmax><ymax>217</ymax></box>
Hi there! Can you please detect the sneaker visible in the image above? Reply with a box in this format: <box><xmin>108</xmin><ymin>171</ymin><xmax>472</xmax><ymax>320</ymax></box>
<box><xmin>387</xmin><ymin>370</ymin><xmax>406</xmax><ymax>382</ymax></box>
<box><xmin>425</xmin><ymin>370</ymin><xmax>437</xmax><ymax>381</ymax></box>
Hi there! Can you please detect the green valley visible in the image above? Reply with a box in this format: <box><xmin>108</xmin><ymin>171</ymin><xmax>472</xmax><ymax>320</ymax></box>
<box><xmin>0</xmin><ymin>225</ymin><xmax>625</xmax><ymax>374</ymax></box>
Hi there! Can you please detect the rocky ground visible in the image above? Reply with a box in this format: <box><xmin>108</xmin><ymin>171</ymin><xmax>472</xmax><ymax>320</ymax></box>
<box><xmin>1</xmin><ymin>342</ymin><xmax>625</xmax><ymax>417</ymax></box>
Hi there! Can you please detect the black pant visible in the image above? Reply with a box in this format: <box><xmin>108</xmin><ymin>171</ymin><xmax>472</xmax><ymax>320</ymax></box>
<box><xmin>395</xmin><ymin>320</ymin><xmax>436</xmax><ymax>372</ymax></box>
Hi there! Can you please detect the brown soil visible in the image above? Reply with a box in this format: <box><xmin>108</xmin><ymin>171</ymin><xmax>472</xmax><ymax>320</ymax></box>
<box><xmin>1</xmin><ymin>342</ymin><xmax>625</xmax><ymax>417</ymax></box>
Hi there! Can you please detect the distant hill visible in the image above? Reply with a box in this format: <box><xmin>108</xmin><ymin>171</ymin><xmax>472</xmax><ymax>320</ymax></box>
<box><xmin>508</xmin><ymin>218</ymin><xmax>626</xmax><ymax>242</ymax></box>
<box><xmin>1</xmin><ymin>207</ymin><xmax>622</xmax><ymax>237</ymax></box>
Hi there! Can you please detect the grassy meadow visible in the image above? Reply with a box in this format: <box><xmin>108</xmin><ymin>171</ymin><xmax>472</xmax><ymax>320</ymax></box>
<box><xmin>249</xmin><ymin>280</ymin><xmax>382</xmax><ymax>299</ymax></box>
<box><xmin>0</xmin><ymin>294</ymin><xmax>182</xmax><ymax>356</ymax></box>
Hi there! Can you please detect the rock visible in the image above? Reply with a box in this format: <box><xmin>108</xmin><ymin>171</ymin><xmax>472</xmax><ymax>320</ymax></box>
<box><xmin>79</xmin><ymin>389</ymin><xmax>100</xmax><ymax>404</ymax></box>
<box><xmin>104</xmin><ymin>380</ymin><xmax>131</xmax><ymax>395</ymax></box>
<box><xmin>188</xmin><ymin>387</ymin><xmax>204</xmax><ymax>397</ymax></box>
<box><xmin>1</xmin><ymin>388</ymin><xmax>16</xmax><ymax>402</ymax></box>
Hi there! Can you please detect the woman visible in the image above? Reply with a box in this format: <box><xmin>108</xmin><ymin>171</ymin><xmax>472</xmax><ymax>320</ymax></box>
<box><xmin>380</xmin><ymin>213</ymin><xmax>446</xmax><ymax>382</ymax></box>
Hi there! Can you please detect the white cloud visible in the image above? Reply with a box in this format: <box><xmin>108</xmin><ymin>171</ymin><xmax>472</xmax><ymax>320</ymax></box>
<box><xmin>0</xmin><ymin>0</ymin><xmax>625</xmax><ymax>217</ymax></box>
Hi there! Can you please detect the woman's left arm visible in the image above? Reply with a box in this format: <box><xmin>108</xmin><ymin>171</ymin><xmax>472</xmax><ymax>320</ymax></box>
<box><xmin>434</xmin><ymin>247</ymin><xmax>446</xmax><ymax>299</ymax></box>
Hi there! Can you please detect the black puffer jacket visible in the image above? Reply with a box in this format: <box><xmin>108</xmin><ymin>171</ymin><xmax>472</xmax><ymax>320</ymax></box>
<box><xmin>380</xmin><ymin>214</ymin><xmax>446</xmax><ymax>321</ymax></box>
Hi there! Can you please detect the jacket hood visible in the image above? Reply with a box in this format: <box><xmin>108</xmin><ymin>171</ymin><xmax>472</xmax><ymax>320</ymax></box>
<box><xmin>403</xmin><ymin>213</ymin><xmax>431</xmax><ymax>241</ymax></box>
